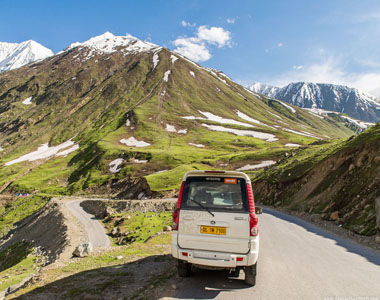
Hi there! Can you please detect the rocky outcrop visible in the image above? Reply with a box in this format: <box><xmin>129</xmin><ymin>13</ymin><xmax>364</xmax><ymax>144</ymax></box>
<box><xmin>80</xmin><ymin>198</ymin><xmax>176</xmax><ymax>218</ymax></box>
<box><xmin>72</xmin><ymin>242</ymin><xmax>93</xmax><ymax>258</ymax></box>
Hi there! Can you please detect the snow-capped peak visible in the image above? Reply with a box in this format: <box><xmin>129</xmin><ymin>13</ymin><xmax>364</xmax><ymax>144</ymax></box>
<box><xmin>249</xmin><ymin>81</ymin><xmax>380</xmax><ymax>123</ymax></box>
<box><xmin>0</xmin><ymin>40</ymin><xmax>53</xmax><ymax>72</ymax></box>
<box><xmin>66</xmin><ymin>32</ymin><xmax>159</xmax><ymax>58</ymax></box>
<box><xmin>249</xmin><ymin>82</ymin><xmax>279</xmax><ymax>98</ymax></box>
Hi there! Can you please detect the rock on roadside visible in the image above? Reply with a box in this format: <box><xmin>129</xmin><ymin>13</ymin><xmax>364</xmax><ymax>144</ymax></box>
<box><xmin>72</xmin><ymin>242</ymin><xmax>93</xmax><ymax>258</ymax></box>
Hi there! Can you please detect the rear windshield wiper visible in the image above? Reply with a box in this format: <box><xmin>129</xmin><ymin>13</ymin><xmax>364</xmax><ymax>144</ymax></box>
<box><xmin>190</xmin><ymin>199</ymin><xmax>215</xmax><ymax>217</ymax></box>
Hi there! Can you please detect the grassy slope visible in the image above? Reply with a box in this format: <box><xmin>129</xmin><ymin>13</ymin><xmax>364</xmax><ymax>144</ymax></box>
<box><xmin>0</xmin><ymin>195</ymin><xmax>50</xmax><ymax>237</ymax></box>
<box><xmin>0</xmin><ymin>48</ymin><xmax>357</xmax><ymax>196</ymax></box>
<box><xmin>253</xmin><ymin>123</ymin><xmax>380</xmax><ymax>235</ymax></box>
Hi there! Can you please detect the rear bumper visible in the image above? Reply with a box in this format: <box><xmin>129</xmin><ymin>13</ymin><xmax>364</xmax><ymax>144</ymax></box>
<box><xmin>171</xmin><ymin>232</ymin><xmax>259</xmax><ymax>268</ymax></box>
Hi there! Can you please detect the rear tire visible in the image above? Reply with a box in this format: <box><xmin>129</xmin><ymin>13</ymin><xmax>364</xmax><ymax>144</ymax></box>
<box><xmin>244</xmin><ymin>262</ymin><xmax>257</xmax><ymax>286</ymax></box>
<box><xmin>177</xmin><ymin>260</ymin><xmax>191</xmax><ymax>277</ymax></box>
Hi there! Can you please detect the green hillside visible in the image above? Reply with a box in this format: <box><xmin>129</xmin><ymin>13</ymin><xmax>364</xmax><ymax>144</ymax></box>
<box><xmin>254</xmin><ymin>123</ymin><xmax>380</xmax><ymax>236</ymax></box>
<box><xmin>0</xmin><ymin>45</ymin><xmax>358</xmax><ymax>197</ymax></box>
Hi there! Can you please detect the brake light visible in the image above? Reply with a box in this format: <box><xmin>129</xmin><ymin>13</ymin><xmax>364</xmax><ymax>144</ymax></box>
<box><xmin>176</xmin><ymin>181</ymin><xmax>185</xmax><ymax>209</ymax></box>
<box><xmin>250</xmin><ymin>213</ymin><xmax>259</xmax><ymax>236</ymax></box>
<box><xmin>172</xmin><ymin>181</ymin><xmax>185</xmax><ymax>231</ymax></box>
<box><xmin>204</xmin><ymin>170</ymin><xmax>225</xmax><ymax>174</ymax></box>
<box><xmin>181</xmin><ymin>252</ymin><xmax>188</xmax><ymax>256</ymax></box>
<box><xmin>236</xmin><ymin>257</ymin><xmax>244</xmax><ymax>262</ymax></box>
<box><xmin>172</xmin><ymin>208</ymin><xmax>180</xmax><ymax>230</ymax></box>
<box><xmin>246</xmin><ymin>183</ymin><xmax>255</xmax><ymax>213</ymax></box>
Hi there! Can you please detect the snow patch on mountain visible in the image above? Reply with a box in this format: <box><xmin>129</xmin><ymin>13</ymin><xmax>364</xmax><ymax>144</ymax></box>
<box><xmin>201</xmin><ymin>124</ymin><xmax>278</xmax><ymax>142</ymax></box>
<box><xmin>188</xmin><ymin>143</ymin><xmax>205</xmax><ymax>148</ymax></box>
<box><xmin>199</xmin><ymin>111</ymin><xmax>254</xmax><ymax>127</ymax></box>
<box><xmin>237</xmin><ymin>160</ymin><xmax>276</xmax><ymax>171</ymax></box>
<box><xmin>0</xmin><ymin>40</ymin><xmax>53</xmax><ymax>72</ymax></box>
<box><xmin>109</xmin><ymin>158</ymin><xmax>124</xmax><ymax>173</ymax></box>
<box><xmin>170</xmin><ymin>55</ymin><xmax>178</xmax><ymax>64</ymax></box>
<box><xmin>4</xmin><ymin>140</ymin><xmax>78</xmax><ymax>165</ymax></box>
<box><xmin>152</xmin><ymin>51</ymin><xmax>160</xmax><ymax>70</ymax></box>
<box><xmin>22</xmin><ymin>96</ymin><xmax>33</xmax><ymax>105</ymax></box>
<box><xmin>163</xmin><ymin>70</ymin><xmax>171</xmax><ymax>82</ymax></box>
<box><xmin>120</xmin><ymin>137</ymin><xmax>150</xmax><ymax>147</ymax></box>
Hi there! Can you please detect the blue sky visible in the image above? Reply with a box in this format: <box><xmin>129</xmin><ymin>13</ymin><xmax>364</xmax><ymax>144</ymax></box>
<box><xmin>2</xmin><ymin>0</ymin><xmax>380</xmax><ymax>96</ymax></box>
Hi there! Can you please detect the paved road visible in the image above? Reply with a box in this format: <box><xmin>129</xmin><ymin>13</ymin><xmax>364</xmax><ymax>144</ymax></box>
<box><xmin>66</xmin><ymin>200</ymin><xmax>111</xmax><ymax>248</ymax></box>
<box><xmin>168</xmin><ymin>208</ymin><xmax>380</xmax><ymax>300</ymax></box>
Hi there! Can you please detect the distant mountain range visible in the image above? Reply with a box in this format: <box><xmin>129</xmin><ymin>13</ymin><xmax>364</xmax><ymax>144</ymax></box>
<box><xmin>0</xmin><ymin>40</ymin><xmax>53</xmax><ymax>72</ymax></box>
<box><xmin>249</xmin><ymin>82</ymin><xmax>380</xmax><ymax>123</ymax></box>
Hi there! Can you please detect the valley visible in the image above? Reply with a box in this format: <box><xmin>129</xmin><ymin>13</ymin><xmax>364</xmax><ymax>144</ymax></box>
<box><xmin>0</xmin><ymin>32</ymin><xmax>379</xmax><ymax>299</ymax></box>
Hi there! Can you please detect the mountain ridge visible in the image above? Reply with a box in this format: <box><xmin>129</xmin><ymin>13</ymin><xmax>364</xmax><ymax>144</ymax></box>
<box><xmin>249</xmin><ymin>81</ymin><xmax>380</xmax><ymax>123</ymax></box>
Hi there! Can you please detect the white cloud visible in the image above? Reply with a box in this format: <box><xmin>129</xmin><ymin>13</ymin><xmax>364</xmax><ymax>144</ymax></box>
<box><xmin>173</xmin><ymin>38</ymin><xmax>211</xmax><ymax>62</ymax></box>
<box><xmin>197</xmin><ymin>26</ymin><xmax>232</xmax><ymax>47</ymax></box>
<box><xmin>293</xmin><ymin>65</ymin><xmax>304</xmax><ymax>70</ymax></box>
<box><xmin>173</xmin><ymin>25</ymin><xmax>232</xmax><ymax>62</ymax></box>
<box><xmin>181</xmin><ymin>20</ymin><xmax>196</xmax><ymax>27</ymax></box>
<box><xmin>226</xmin><ymin>18</ymin><xmax>236</xmax><ymax>24</ymax></box>
<box><xmin>270</xmin><ymin>57</ymin><xmax>380</xmax><ymax>97</ymax></box>
<box><xmin>277</xmin><ymin>42</ymin><xmax>283</xmax><ymax>47</ymax></box>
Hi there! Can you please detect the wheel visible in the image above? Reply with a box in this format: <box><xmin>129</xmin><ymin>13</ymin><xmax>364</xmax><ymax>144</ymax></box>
<box><xmin>177</xmin><ymin>259</ymin><xmax>191</xmax><ymax>277</ymax></box>
<box><xmin>244</xmin><ymin>262</ymin><xmax>257</xmax><ymax>286</ymax></box>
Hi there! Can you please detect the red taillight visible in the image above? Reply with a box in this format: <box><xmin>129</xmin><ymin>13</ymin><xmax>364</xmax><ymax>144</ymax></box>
<box><xmin>176</xmin><ymin>181</ymin><xmax>185</xmax><ymax>209</ymax></box>
<box><xmin>246</xmin><ymin>183</ymin><xmax>255</xmax><ymax>213</ymax></box>
<box><xmin>172</xmin><ymin>208</ymin><xmax>180</xmax><ymax>231</ymax></box>
<box><xmin>181</xmin><ymin>252</ymin><xmax>188</xmax><ymax>256</ymax></box>
<box><xmin>250</xmin><ymin>213</ymin><xmax>259</xmax><ymax>236</ymax></box>
<box><xmin>172</xmin><ymin>181</ymin><xmax>185</xmax><ymax>231</ymax></box>
<box><xmin>236</xmin><ymin>257</ymin><xmax>244</xmax><ymax>262</ymax></box>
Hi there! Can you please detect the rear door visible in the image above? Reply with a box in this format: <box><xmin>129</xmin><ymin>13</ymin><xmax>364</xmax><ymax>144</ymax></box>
<box><xmin>177</xmin><ymin>176</ymin><xmax>250</xmax><ymax>254</ymax></box>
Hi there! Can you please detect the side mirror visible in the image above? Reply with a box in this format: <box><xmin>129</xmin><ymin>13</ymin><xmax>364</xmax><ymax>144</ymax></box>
<box><xmin>255</xmin><ymin>207</ymin><xmax>263</xmax><ymax>214</ymax></box>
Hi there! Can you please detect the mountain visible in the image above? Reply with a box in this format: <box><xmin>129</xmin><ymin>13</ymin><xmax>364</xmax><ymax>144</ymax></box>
<box><xmin>0</xmin><ymin>32</ymin><xmax>358</xmax><ymax>197</ymax></box>
<box><xmin>254</xmin><ymin>122</ymin><xmax>380</xmax><ymax>236</ymax></box>
<box><xmin>0</xmin><ymin>40</ymin><xmax>54</xmax><ymax>72</ymax></box>
<box><xmin>249</xmin><ymin>82</ymin><xmax>380</xmax><ymax>123</ymax></box>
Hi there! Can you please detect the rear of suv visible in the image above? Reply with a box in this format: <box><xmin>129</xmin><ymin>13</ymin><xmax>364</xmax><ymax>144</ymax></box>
<box><xmin>171</xmin><ymin>170</ymin><xmax>259</xmax><ymax>286</ymax></box>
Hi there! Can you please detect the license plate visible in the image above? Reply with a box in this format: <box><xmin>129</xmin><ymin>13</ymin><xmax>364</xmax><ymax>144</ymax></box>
<box><xmin>200</xmin><ymin>226</ymin><xmax>226</xmax><ymax>235</ymax></box>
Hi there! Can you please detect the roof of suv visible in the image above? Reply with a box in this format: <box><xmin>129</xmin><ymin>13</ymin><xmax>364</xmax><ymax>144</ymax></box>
<box><xmin>183</xmin><ymin>170</ymin><xmax>251</xmax><ymax>183</ymax></box>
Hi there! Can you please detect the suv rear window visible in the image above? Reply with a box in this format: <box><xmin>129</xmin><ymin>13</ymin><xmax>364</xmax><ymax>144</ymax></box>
<box><xmin>181</xmin><ymin>176</ymin><xmax>249</xmax><ymax>212</ymax></box>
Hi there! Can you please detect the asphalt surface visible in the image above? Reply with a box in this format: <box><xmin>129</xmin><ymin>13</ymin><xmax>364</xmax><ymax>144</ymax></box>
<box><xmin>65</xmin><ymin>200</ymin><xmax>111</xmax><ymax>248</ymax></box>
<box><xmin>167</xmin><ymin>208</ymin><xmax>380</xmax><ymax>300</ymax></box>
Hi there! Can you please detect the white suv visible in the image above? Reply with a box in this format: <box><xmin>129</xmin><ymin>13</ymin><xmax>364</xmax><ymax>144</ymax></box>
<box><xmin>171</xmin><ymin>170</ymin><xmax>259</xmax><ymax>286</ymax></box>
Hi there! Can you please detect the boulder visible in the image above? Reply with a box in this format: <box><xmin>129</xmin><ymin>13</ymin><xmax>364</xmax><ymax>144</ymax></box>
<box><xmin>111</xmin><ymin>227</ymin><xmax>120</xmax><ymax>237</ymax></box>
<box><xmin>375</xmin><ymin>236</ymin><xmax>380</xmax><ymax>244</ymax></box>
<box><xmin>72</xmin><ymin>242</ymin><xmax>93</xmax><ymax>258</ymax></box>
<box><xmin>330</xmin><ymin>211</ymin><xmax>339</xmax><ymax>221</ymax></box>
<box><xmin>163</xmin><ymin>225</ymin><xmax>172</xmax><ymax>232</ymax></box>
<box><xmin>105</xmin><ymin>206</ymin><xmax>114</xmax><ymax>217</ymax></box>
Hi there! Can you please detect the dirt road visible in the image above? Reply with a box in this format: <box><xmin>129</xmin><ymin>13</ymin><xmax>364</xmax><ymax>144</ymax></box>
<box><xmin>65</xmin><ymin>200</ymin><xmax>111</xmax><ymax>248</ymax></box>
<box><xmin>167</xmin><ymin>208</ymin><xmax>380</xmax><ymax>300</ymax></box>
